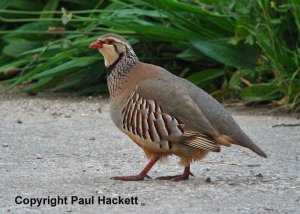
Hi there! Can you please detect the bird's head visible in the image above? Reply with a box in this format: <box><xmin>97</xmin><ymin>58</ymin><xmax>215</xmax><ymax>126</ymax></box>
<box><xmin>89</xmin><ymin>34</ymin><xmax>136</xmax><ymax>68</ymax></box>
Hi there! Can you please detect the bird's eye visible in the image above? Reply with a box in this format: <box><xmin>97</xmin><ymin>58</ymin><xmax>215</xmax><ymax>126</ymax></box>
<box><xmin>105</xmin><ymin>39</ymin><xmax>113</xmax><ymax>45</ymax></box>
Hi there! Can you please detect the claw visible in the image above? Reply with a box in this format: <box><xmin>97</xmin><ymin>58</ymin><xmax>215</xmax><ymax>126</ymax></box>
<box><xmin>110</xmin><ymin>155</ymin><xmax>159</xmax><ymax>181</ymax></box>
<box><xmin>145</xmin><ymin>174</ymin><xmax>152</xmax><ymax>179</ymax></box>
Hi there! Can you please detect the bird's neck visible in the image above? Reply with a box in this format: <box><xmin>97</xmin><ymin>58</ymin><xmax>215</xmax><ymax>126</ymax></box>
<box><xmin>107</xmin><ymin>48</ymin><xmax>138</xmax><ymax>96</ymax></box>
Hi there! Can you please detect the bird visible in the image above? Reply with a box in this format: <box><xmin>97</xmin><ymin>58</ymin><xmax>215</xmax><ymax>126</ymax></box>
<box><xmin>89</xmin><ymin>33</ymin><xmax>267</xmax><ymax>181</ymax></box>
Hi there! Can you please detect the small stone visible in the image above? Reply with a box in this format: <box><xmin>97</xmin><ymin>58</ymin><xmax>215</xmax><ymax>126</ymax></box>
<box><xmin>36</xmin><ymin>154</ymin><xmax>43</xmax><ymax>159</ymax></box>
<box><xmin>205</xmin><ymin>177</ymin><xmax>211</xmax><ymax>183</ymax></box>
<box><xmin>2</xmin><ymin>144</ymin><xmax>8</xmax><ymax>147</ymax></box>
<box><xmin>82</xmin><ymin>169</ymin><xmax>86</xmax><ymax>172</ymax></box>
<box><xmin>52</xmin><ymin>112</ymin><xmax>71</xmax><ymax>118</ymax></box>
<box><xmin>141</xmin><ymin>202</ymin><xmax>146</xmax><ymax>206</ymax></box>
<box><xmin>256</xmin><ymin>173</ymin><xmax>263</xmax><ymax>178</ymax></box>
<box><xmin>247</xmin><ymin>164</ymin><xmax>261</xmax><ymax>167</ymax></box>
<box><xmin>263</xmin><ymin>206</ymin><xmax>273</xmax><ymax>211</ymax></box>
<box><xmin>89</xmin><ymin>137</ymin><xmax>96</xmax><ymax>141</ymax></box>
<box><xmin>51</xmin><ymin>112</ymin><xmax>58</xmax><ymax>116</ymax></box>
<box><xmin>97</xmin><ymin>107</ymin><xmax>102</xmax><ymax>113</ymax></box>
<box><xmin>17</xmin><ymin>119</ymin><xmax>22</xmax><ymax>124</ymax></box>
<box><xmin>65</xmin><ymin>209</ymin><xmax>72</xmax><ymax>212</ymax></box>
<box><xmin>216</xmin><ymin>176</ymin><xmax>223</xmax><ymax>181</ymax></box>
<box><xmin>228</xmin><ymin>182</ymin><xmax>236</xmax><ymax>186</ymax></box>
<box><xmin>62</xmin><ymin>114</ymin><xmax>71</xmax><ymax>118</ymax></box>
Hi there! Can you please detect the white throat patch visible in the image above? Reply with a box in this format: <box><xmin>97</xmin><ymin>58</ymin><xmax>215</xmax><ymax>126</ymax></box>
<box><xmin>99</xmin><ymin>44</ymin><xmax>119</xmax><ymax>67</ymax></box>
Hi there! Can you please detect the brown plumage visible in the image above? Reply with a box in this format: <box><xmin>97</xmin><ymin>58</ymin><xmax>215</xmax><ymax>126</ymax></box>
<box><xmin>89</xmin><ymin>34</ymin><xmax>267</xmax><ymax>181</ymax></box>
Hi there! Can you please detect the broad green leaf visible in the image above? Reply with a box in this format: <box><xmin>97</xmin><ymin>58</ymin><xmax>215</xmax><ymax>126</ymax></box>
<box><xmin>190</xmin><ymin>39</ymin><xmax>259</xmax><ymax>68</ymax></box>
<box><xmin>23</xmin><ymin>77</ymin><xmax>53</xmax><ymax>92</ymax></box>
<box><xmin>107</xmin><ymin>21</ymin><xmax>187</xmax><ymax>40</ymax></box>
<box><xmin>187</xmin><ymin>69</ymin><xmax>225</xmax><ymax>87</ymax></box>
<box><xmin>0</xmin><ymin>0</ymin><xmax>11</xmax><ymax>9</ymax></box>
<box><xmin>0</xmin><ymin>59</ymin><xmax>28</xmax><ymax>73</ymax></box>
<box><xmin>54</xmin><ymin>80</ymin><xmax>81</xmax><ymax>91</ymax></box>
<box><xmin>239</xmin><ymin>83</ymin><xmax>281</xmax><ymax>101</ymax></box>
<box><xmin>3</xmin><ymin>22</ymin><xmax>59</xmax><ymax>41</ymax></box>
<box><xmin>40</xmin><ymin>0</ymin><xmax>59</xmax><ymax>19</ymax></box>
<box><xmin>33</xmin><ymin>57</ymin><xmax>99</xmax><ymax>78</ymax></box>
<box><xmin>176</xmin><ymin>48</ymin><xmax>206</xmax><ymax>61</ymax></box>
<box><xmin>2</xmin><ymin>40</ymin><xmax>41</xmax><ymax>56</ymax></box>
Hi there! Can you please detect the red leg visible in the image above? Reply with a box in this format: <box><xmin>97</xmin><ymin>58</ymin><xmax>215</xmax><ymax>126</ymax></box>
<box><xmin>156</xmin><ymin>165</ymin><xmax>194</xmax><ymax>181</ymax></box>
<box><xmin>111</xmin><ymin>155</ymin><xmax>160</xmax><ymax>181</ymax></box>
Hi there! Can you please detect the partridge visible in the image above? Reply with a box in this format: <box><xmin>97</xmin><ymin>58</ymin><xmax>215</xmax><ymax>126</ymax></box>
<box><xmin>89</xmin><ymin>34</ymin><xmax>267</xmax><ymax>181</ymax></box>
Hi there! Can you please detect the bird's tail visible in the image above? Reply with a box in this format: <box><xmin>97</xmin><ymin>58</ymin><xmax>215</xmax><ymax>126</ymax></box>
<box><xmin>215</xmin><ymin>134</ymin><xmax>267</xmax><ymax>158</ymax></box>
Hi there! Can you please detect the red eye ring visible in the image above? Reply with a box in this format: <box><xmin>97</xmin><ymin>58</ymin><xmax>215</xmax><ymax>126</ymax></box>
<box><xmin>105</xmin><ymin>39</ymin><xmax>113</xmax><ymax>45</ymax></box>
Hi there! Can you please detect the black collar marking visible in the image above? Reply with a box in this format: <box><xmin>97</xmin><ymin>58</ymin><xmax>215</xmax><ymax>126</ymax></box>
<box><xmin>106</xmin><ymin>52</ymin><xmax>124</xmax><ymax>75</ymax></box>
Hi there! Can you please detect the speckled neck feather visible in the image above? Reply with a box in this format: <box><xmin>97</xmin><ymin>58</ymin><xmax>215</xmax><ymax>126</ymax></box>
<box><xmin>107</xmin><ymin>45</ymin><xmax>138</xmax><ymax>96</ymax></box>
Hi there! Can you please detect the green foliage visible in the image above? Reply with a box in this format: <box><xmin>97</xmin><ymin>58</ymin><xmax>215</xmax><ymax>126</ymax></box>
<box><xmin>0</xmin><ymin>0</ymin><xmax>299</xmax><ymax>110</ymax></box>
<box><xmin>190</xmin><ymin>39</ymin><xmax>259</xmax><ymax>68</ymax></box>
<box><xmin>240</xmin><ymin>83</ymin><xmax>282</xmax><ymax>101</ymax></box>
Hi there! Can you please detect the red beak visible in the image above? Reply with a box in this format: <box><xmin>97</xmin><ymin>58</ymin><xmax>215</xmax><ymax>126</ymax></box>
<box><xmin>89</xmin><ymin>41</ymin><xmax>102</xmax><ymax>49</ymax></box>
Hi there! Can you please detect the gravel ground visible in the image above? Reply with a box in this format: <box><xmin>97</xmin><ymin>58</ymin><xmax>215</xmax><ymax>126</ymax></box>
<box><xmin>0</xmin><ymin>93</ymin><xmax>299</xmax><ymax>214</ymax></box>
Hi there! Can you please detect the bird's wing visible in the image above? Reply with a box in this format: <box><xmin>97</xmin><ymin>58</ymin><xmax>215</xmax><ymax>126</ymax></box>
<box><xmin>179</xmin><ymin>78</ymin><xmax>267</xmax><ymax>157</ymax></box>
<box><xmin>123</xmin><ymin>75</ymin><xmax>221</xmax><ymax>152</ymax></box>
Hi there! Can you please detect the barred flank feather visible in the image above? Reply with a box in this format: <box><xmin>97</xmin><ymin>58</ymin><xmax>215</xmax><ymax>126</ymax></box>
<box><xmin>122</xmin><ymin>92</ymin><xmax>221</xmax><ymax>152</ymax></box>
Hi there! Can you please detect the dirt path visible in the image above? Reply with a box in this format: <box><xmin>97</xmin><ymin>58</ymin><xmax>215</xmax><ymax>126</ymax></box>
<box><xmin>0</xmin><ymin>93</ymin><xmax>299</xmax><ymax>213</ymax></box>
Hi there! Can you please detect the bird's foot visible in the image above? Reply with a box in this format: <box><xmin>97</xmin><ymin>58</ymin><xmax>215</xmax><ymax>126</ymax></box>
<box><xmin>111</xmin><ymin>174</ymin><xmax>152</xmax><ymax>181</ymax></box>
<box><xmin>110</xmin><ymin>155</ymin><xmax>160</xmax><ymax>181</ymax></box>
<box><xmin>156</xmin><ymin>171</ymin><xmax>194</xmax><ymax>181</ymax></box>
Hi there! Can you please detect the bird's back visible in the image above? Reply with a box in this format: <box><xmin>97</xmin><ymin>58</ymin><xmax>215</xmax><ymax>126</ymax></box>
<box><xmin>169</xmin><ymin>72</ymin><xmax>267</xmax><ymax>157</ymax></box>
